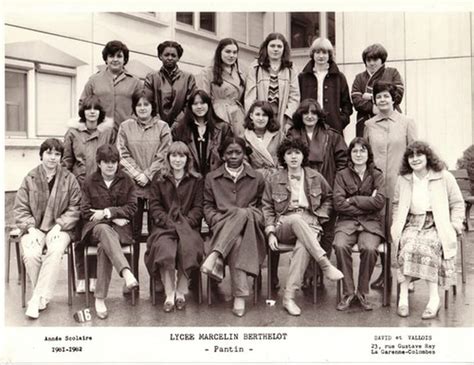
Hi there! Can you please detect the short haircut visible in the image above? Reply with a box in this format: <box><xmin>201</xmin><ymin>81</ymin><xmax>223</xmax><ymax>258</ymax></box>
<box><xmin>96</xmin><ymin>144</ymin><xmax>120</xmax><ymax>164</ymax></box>
<box><xmin>399</xmin><ymin>141</ymin><xmax>446</xmax><ymax>175</ymax></box>
<box><xmin>362</xmin><ymin>43</ymin><xmax>388</xmax><ymax>65</ymax></box>
<box><xmin>243</xmin><ymin>100</ymin><xmax>280</xmax><ymax>133</ymax></box>
<box><xmin>277</xmin><ymin>138</ymin><xmax>309</xmax><ymax>168</ymax></box>
<box><xmin>309</xmin><ymin>37</ymin><xmax>334</xmax><ymax>63</ymax></box>
<box><xmin>157</xmin><ymin>41</ymin><xmax>184</xmax><ymax>58</ymax></box>
<box><xmin>102</xmin><ymin>40</ymin><xmax>130</xmax><ymax>65</ymax></box>
<box><xmin>218</xmin><ymin>136</ymin><xmax>251</xmax><ymax>159</ymax></box>
<box><xmin>372</xmin><ymin>80</ymin><xmax>397</xmax><ymax>101</ymax></box>
<box><xmin>132</xmin><ymin>89</ymin><xmax>157</xmax><ymax>117</ymax></box>
<box><xmin>292</xmin><ymin>99</ymin><xmax>327</xmax><ymax>130</ymax></box>
<box><xmin>78</xmin><ymin>95</ymin><xmax>106</xmax><ymax>125</ymax></box>
<box><xmin>39</xmin><ymin>138</ymin><xmax>64</xmax><ymax>160</ymax></box>
<box><xmin>347</xmin><ymin>137</ymin><xmax>374</xmax><ymax>167</ymax></box>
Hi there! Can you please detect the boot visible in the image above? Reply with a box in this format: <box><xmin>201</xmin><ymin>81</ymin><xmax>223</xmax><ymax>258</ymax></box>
<box><xmin>316</xmin><ymin>255</ymin><xmax>343</xmax><ymax>281</ymax></box>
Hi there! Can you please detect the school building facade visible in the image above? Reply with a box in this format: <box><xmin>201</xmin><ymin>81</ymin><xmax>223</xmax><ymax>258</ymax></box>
<box><xmin>4</xmin><ymin>11</ymin><xmax>474</xmax><ymax>192</ymax></box>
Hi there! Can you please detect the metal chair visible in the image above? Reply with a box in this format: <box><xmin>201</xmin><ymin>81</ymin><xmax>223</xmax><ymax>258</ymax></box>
<box><xmin>20</xmin><ymin>240</ymin><xmax>75</xmax><ymax>308</ymax></box>
<box><xmin>266</xmin><ymin>243</ymin><xmax>321</xmax><ymax>305</ymax></box>
<box><xmin>83</xmin><ymin>243</ymin><xmax>137</xmax><ymax>307</ymax></box>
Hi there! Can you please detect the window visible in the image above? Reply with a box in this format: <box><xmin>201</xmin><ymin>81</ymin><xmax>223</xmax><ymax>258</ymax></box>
<box><xmin>176</xmin><ymin>12</ymin><xmax>216</xmax><ymax>33</ymax></box>
<box><xmin>232</xmin><ymin>12</ymin><xmax>264</xmax><ymax>48</ymax></box>
<box><xmin>176</xmin><ymin>12</ymin><xmax>193</xmax><ymax>26</ymax></box>
<box><xmin>5</xmin><ymin>69</ymin><xmax>28</xmax><ymax>136</ymax></box>
<box><xmin>290</xmin><ymin>12</ymin><xmax>335</xmax><ymax>49</ymax></box>
<box><xmin>36</xmin><ymin>72</ymin><xmax>74</xmax><ymax>137</ymax></box>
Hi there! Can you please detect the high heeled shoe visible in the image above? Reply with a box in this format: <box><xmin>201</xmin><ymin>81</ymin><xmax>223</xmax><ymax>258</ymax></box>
<box><xmin>421</xmin><ymin>304</ymin><xmax>441</xmax><ymax>320</ymax></box>
<box><xmin>175</xmin><ymin>298</ymin><xmax>186</xmax><ymax>311</ymax></box>
<box><xmin>163</xmin><ymin>301</ymin><xmax>175</xmax><ymax>313</ymax></box>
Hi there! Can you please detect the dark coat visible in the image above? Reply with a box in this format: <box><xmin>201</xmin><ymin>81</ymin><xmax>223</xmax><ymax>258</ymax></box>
<box><xmin>299</xmin><ymin>60</ymin><xmax>353</xmax><ymax>132</ymax></box>
<box><xmin>351</xmin><ymin>65</ymin><xmax>404</xmax><ymax>133</ymax></box>
<box><xmin>80</xmin><ymin>169</ymin><xmax>137</xmax><ymax>244</ymax></box>
<box><xmin>203</xmin><ymin>164</ymin><xmax>266</xmax><ymax>276</ymax></box>
<box><xmin>145</xmin><ymin>174</ymin><xmax>204</xmax><ymax>276</ymax></box>
<box><xmin>172</xmin><ymin>120</ymin><xmax>232</xmax><ymax>175</ymax></box>
<box><xmin>262</xmin><ymin>167</ymin><xmax>333</xmax><ymax>234</ymax></box>
<box><xmin>144</xmin><ymin>68</ymin><xmax>196</xmax><ymax>127</ymax></box>
<box><xmin>333</xmin><ymin>165</ymin><xmax>385</xmax><ymax>238</ymax></box>
<box><xmin>286</xmin><ymin>121</ymin><xmax>347</xmax><ymax>187</ymax></box>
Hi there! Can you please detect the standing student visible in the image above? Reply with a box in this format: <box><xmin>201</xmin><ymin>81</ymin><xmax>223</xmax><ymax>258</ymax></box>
<box><xmin>197</xmin><ymin>38</ymin><xmax>246</xmax><ymax>137</ymax></box>
<box><xmin>145</xmin><ymin>41</ymin><xmax>196</xmax><ymax>128</ymax></box>
<box><xmin>245</xmin><ymin>32</ymin><xmax>300</xmax><ymax>137</ymax></box>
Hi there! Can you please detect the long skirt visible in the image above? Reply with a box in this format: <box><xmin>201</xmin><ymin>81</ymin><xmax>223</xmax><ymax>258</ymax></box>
<box><xmin>397</xmin><ymin>213</ymin><xmax>456</xmax><ymax>288</ymax></box>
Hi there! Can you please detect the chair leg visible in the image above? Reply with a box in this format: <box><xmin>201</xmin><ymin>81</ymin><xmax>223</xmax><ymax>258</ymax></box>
<box><xmin>453</xmin><ymin>285</ymin><xmax>457</xmax><ymax>296</ymax></box>
<box><xmin>67</xmin><ymin>246</ymin><xmax>73</xmax><ymax>306</ymax></box>
<box><xmin>151</xmin><ymin>275</ymin><xmax>156</xmax><ymax>306</ymax></box>
<box><xmin>267</xmin><ymin>249</ymin><xmax>272</xmax><ymax>301</ymax></box>
<box><xmin>84</xmin><ymin>246</ymin><xmax>90</xmax><ymax>308</ymax></box>
<box><xmin>131</xmin><ymin>245</ymin><xmax>136</xmax><ymax>306</ymax></box>
<box><xmin>207</xmin><ymin>277</ymin><xmax>212</xmax><ymax>306</ymax></box>
<box><xmin>460</xmin><ymin>234</ymin><xmax>466</xmax><ymax>284</ymax></box>
<box><xmin>253</xmin><ymin>269</ymin><xmax>261</xmax><ymax>305</ymax></box>
<box><xmin>383</xmin><ymin>249</ymin><xmax>390</xmax><ymax>307</ymax></box>
<box><xmin>15</xmin><ymin>240</ymin><xmax>22</xmax><ymax>285</ymax></box>
<box><xmin>444</xmin><ymin>289</ymin><xmax>449</xmax><ymax>309</ymax></box>
<box><xmin>21</xmin><ymin>261</ymin><xmax>26</xmax><ymax>308</ymax></box>
<box><xmin>198</xmin><ymin>270</ymin><xmax>203</xmax><ymax>305</ymax></box>
<box><xmin>313</xmin><ymin>260</ymin><xmax>318</xmax><ymax>304</ymax></box>
<box><xmin>5</xmin><ymin>230</ymin><xmax>11</xmax><ymax>284</ymax></box>
<box><xmin>337</xmin><ymin>280</ymin><xmax>342</xmax><ymax>304</ymax></box>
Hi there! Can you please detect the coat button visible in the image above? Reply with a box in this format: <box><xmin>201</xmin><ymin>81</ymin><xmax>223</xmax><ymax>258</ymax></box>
<box><xmin>232</xmin><ymin>190</ymin><xmax>236</xmax><ymax>193</ymax></box>
<box><xmin>324</xmin><ymin>85</ymin><xmax>328</xmax><ymax>89</ymax></box>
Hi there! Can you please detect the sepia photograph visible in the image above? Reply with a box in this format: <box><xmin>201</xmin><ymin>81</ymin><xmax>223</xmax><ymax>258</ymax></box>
<box><xmin>1</xmin><ymin>0</ymin><xmax>474</xmax><ymax>363</ymax></box>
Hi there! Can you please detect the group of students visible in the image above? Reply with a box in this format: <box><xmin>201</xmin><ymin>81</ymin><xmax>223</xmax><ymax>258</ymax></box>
<box><xmin>13</xmin><ymin>33</ymin><xmax>465</xmax><ymax>321</ymax></box>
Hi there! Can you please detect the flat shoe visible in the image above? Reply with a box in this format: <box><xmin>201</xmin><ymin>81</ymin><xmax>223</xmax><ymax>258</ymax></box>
<box><xmin>96</xmin><ymin>310</ymin><xmax>108</xmax><ymax>320</ymax></box>
<box><xmin>126</xmin><ymin>280</ymin><xmax>139</xmax><ymax>291</ymax></box>
<box><xmin>421</xmin><ymin>304</ymin><xmax>441</xmax><ymax>320</ymax></box>
<box><xmin>232</xmin><ymin>307</ymin><xmax>245</xmax><ymax>317</ymax></box>
<box><xmin>176</xmin><ymin>298</ymin><xmax>186</xmax><ymax>311</ymax></box>
<box><xmin>283</xmin><ymin>298</ymin><xmax>301</xmax><ymax>316</ymax></box>
<box><xmin>336</xmin><ymin>294</ymin><xmax>356</xmax><ymax>311</ymax></box>
<box><xmin>397</xmin><ymin>305</ymin><xmax>409</xmax><ymax>318</ymax></box>
<box><xmin>163</xmin><ymin>301</ymin><xmax>175</xmax><ymax>313</ymax></box>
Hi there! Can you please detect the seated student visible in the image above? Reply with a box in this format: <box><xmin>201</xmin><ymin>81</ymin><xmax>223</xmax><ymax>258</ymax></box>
<box><xmin>262</xmin><ymin>138</ymin><xmax>343</xmax><ymax>316</ymax></box>
<box><xmin>80</xmin><ymin>144</ymin><xmax>139</xmax><ymax>319</ymax></box>
<box><xmin>333</xmin><ymin>137</ymin><xmax>385</xmax><ymax>311</ymax></box>
<box><xmin>145</xmin><ymin>142</ymin><xmax>204</xmax><ymax>313</ymax></box>
<box><xmin>14</xmin><ymin>138</ymin><xmax>81</xmax><ymax>319</ymax></box>
<box><xmin>201</xmin><ymin>137</ymin><xmax>266</xmax><ymax>317</ymax></box>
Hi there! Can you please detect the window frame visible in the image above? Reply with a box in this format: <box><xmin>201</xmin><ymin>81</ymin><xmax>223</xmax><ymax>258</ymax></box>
<box><xmin>232</xmin><ymin>12</ymin><xmax>264</xmax><ymax>49</ymax></box>
<box><xmin>176</xmin><ymin>12</ymin><xmax>217</xmax><ymax>35</ymax></box>
<box><xmin>5</xmin><ymin>58</ymin><xmax>77</xmax><ymax>145</ymax></box>
<box><xmin>289</xmin><ymin>12</ymin><xmax>335</xmax><ymax>52</ymax></box>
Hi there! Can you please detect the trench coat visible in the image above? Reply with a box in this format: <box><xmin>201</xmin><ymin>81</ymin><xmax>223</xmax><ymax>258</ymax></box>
<box><xmin>197</xmin><ymin>65</ymin><xmax>246</xmax><ymax>137</ymax></box>
<box><xmin>364</xmin><ymin>110</ymin><xmax>417</xmax><ymax>201</ymax></box>
<box><xmin>80</xmin><ymin>170</ymin><xmax>137</xmax><ymax>245</ymax></box>
<box><xmin>391</xmin><ymin>170</ymin><xmax>464</xmax><ymax>261</ymax></box>
<box><xmin>286</xmin><ymin>121</ymin><xmax>347</xmax><ymax>187</ymax></box>
<box><xmin>333</xmin><ymin>165</ymin><xmax>385</xmax><ymax>238</ymax></box>
<box><xmin>245</xmin><ymin>60</ymin><xmax>300</xmax><ymax>135</ymax></box>
<box><xmin>172</xmin><ymin>120</ymin><xmax>232</xmax><ymax>175</ymax></box>
<box><xmin>243</xmin><ymin>128</ymin><xmax>280</xmax><ymax>181</ymax></box>
<box><xmin>14</xmin><ymin>165</ymin><xmax>81</xmax><ymax>240</ymax></box>
<box><xmin>299</xmin><ymin>59</ymin><xmax>353</xmax><ymax>132</ymax></box>
<box><xmin>79</xmin><ymin>68</ymin><xmax>142</xmax><ymax>137</ymax></box>
<box><xmin>144</xmin><ymin>67</ymin><xmax>196</xmax><ymax>127</ymax></box>
<box><xmin>145</xmin><ymin>174</ymin><xmax>204</xmax><ymax>276</ymax></box>
<box><xmin>203</xmin><ymin>164</ymin><xmax>266</xmax><ymax>276</ymax></box>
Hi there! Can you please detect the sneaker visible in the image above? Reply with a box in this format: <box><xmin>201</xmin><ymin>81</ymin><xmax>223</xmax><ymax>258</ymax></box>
<box><xmin>26</xmin><ymin>299</ymin><xmax>40</xmax><ymax>319</ymax></box>
<box><xmin>89</xmin><ymin>279</ymin><xmax>96</xmax><ymax>293</ymax></box>
<box><xmin>76</xmin><ymin>280</ymin><xmax>86</xmax><ymax>294</ymax></box>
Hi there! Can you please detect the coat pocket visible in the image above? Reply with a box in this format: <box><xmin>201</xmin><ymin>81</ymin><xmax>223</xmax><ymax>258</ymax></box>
<box><xmin>272</xmin><ymin>192</ymin><xmax>289</xmax><ymax>212</ymax></box>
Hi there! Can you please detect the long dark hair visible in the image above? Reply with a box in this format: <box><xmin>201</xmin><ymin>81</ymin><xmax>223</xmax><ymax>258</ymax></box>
<box><xmin>212</xmin><ymin>38</ymin><xmax>244</xmax><ymax>87</ymax></box>
<box><xmin>257</xmin><ymin>32</ymin><xmax>292</xmax><ymax>70</ymax></box>
<box><xmin>179</xmin><ymin>89</ymin><xmax>225</xmax><ymax>137</ymax></box>
<box><xmin>292</xmin><ymin>99</ymin><xmax>327</xmax><ymax>130</ymax></box>
<box><xmin>399</xmin><ymin>141</ymin><xmax>446</xmax><ymax>175</ymax></box>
